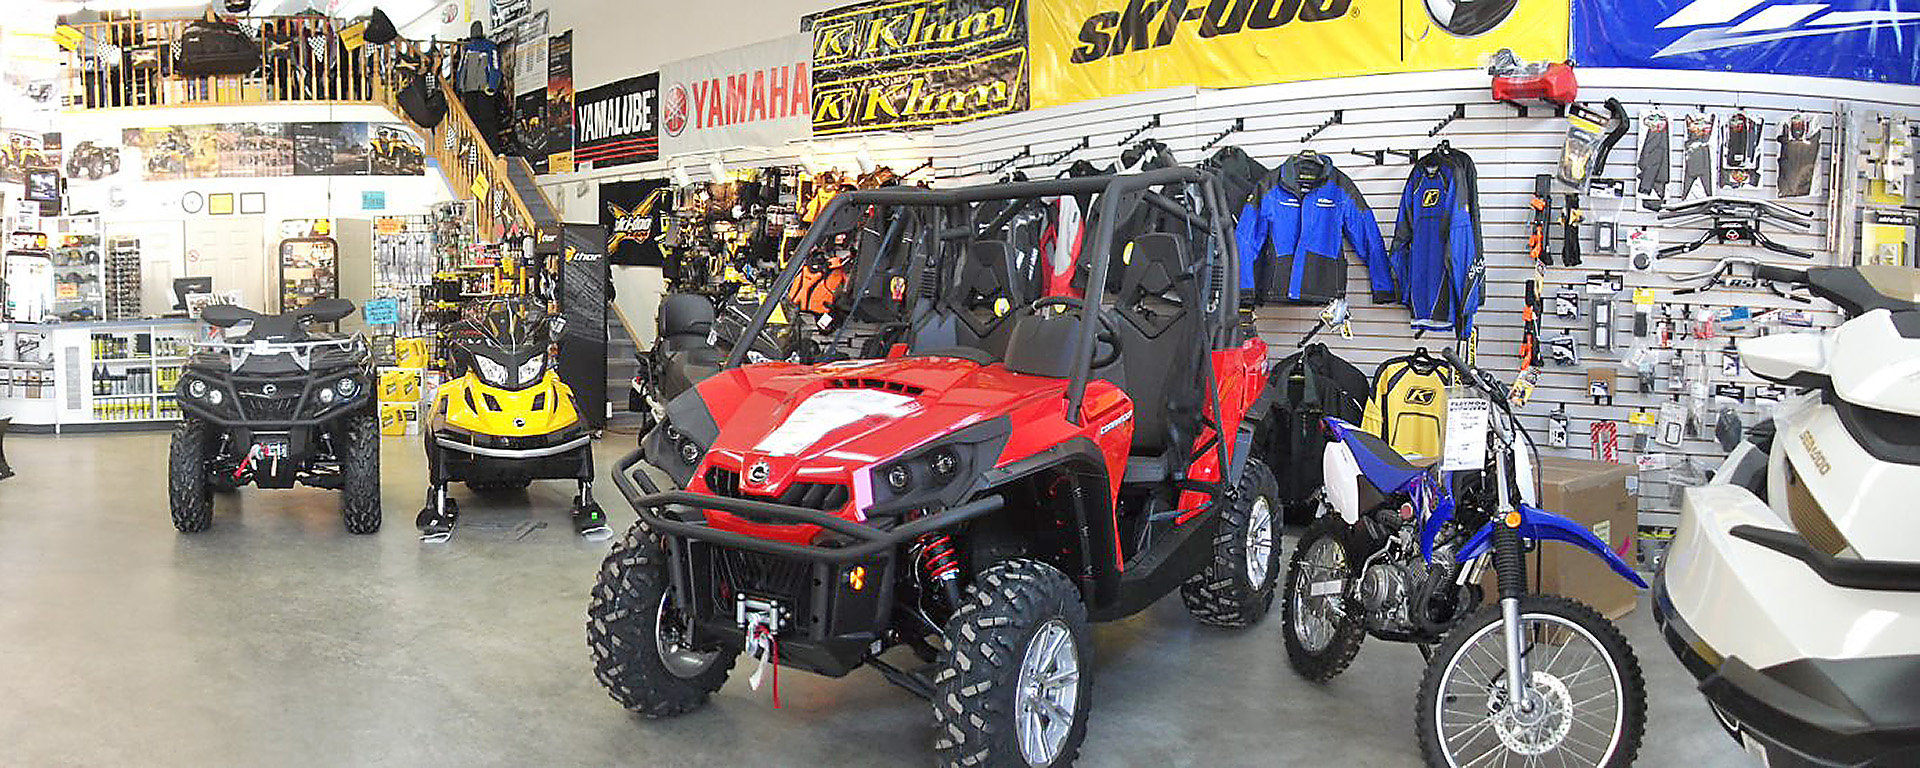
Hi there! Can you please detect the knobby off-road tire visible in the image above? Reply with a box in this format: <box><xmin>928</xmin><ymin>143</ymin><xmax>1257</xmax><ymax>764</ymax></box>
<box><xmin>587</xmin><ymin>521</ymin><xmax>736</xmax><ymax>717</ymax></box>
<box><xmin>1416</xmin><ymin>595</ymin><xmax>1647</xmax><ymax>768</ymax></box>
<box><xmin>933</xmin><ymin>558</ymin><xmax>1092</xmax><ymax>768</ymax></box>
<box><xmin>1181</xmin><ymin>457</ymin><xmax>1283</xmax><ymax>628</ymax></box>
<box><xmin>340</xmin><ymin>411</ymin><xmax>382</xmax><ymax>534</ymax></box>
<box><xmin>1281</xmin><ymin>514</ymin><xmax>1367</xmax><ymax>682</ymax></box>
<box><xmin>168</xmin><ymin>419</ymin><xmax>216</xmax><ymax>533</ymax></box>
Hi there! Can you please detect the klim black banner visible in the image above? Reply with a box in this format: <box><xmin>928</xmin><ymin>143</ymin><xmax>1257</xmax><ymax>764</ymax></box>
<box><xmin>574</xmin><ymin>73</ymin><xmax>659</xmax><ymax>169</ymax></box>
<box><xmin>601</xmin><ymin>179</ymin><xmax>673</xmax><ymax>267</ymax></box>
<box><xmin>807</xmin><ymin>0</ymin><xmax>1028</xmax><ymax>135</ymax></box>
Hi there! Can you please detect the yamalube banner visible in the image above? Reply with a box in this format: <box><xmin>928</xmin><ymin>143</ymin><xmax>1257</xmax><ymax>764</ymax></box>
<box><xmin>574</xmin><ymin>73</ymin><xmax>660</xmax><ymax>169</ymax></box>
<box><xmin>808</xmin><ymin>0</ymin><xmax>1030</xmax><ymax>135</ymax></box>
<box><xmin>658</xmin><ymin>34</ymin><xmax>813</xmax><ymax>156</ymax></box>
<box><xmin>1030</xmin><ymin>0</ymin><xmax>1569</xmax><ymax>108</ymax></box>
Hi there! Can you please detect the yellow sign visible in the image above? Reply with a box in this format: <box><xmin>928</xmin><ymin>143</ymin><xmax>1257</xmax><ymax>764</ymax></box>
<box><xmin>1030</xmin><ymin>0</ymin><xmax>1569</xmax><ymax>108</ymax></box>
<box><xmin>470</xmin><ymin>172</ymin><xmax>490</xmax><ymax>199</ymax></box>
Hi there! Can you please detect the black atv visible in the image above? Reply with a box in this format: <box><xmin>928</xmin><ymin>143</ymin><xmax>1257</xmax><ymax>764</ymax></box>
<box><xmin>168</xmin><ymin>299</ymin><xmax>381</xmax><ymax>534</ymax></box>
<box><xmin>66</xmin><ymin>141</ymin><xmax>121</xmax><ymax>180</ymax></box>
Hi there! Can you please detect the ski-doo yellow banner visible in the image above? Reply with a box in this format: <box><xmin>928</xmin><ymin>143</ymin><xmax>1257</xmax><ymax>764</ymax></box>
<box><xmin>1030</xmin><ymin>0</ymin><xmax>1569</xmax><ymax>108</ymax></box>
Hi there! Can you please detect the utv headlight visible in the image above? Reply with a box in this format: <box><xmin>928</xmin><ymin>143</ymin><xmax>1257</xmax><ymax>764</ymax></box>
<box><xmin>319</xmin><ymin>388</ymin><xmax>336</xmax><ymax>404</ymax></box>
<box><xmin>867</xmin><ymin>419</ymin><xmax>1012</xmax><ymax>511</ymax></box>
<box><xmin>472</xmin><ymin>356</ymin><xmax>509</xmax><ymax>388</ymax></box>
<box><xmin>516</xmin><ymin>356</ymin><xmax>545</xmax><ymax>386</ymax></box>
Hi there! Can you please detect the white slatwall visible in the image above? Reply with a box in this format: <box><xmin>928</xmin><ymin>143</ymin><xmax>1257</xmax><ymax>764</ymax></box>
<box><xmin>931</xmin><ymin>69</ymin><xmax>1920</xmax><ymax>527</ymax></box>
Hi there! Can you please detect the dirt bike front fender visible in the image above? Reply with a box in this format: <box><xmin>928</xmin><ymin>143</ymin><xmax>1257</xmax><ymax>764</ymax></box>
<box><xmin>1458</xmin><ymin>503</ymin><xmax>1647</xmax><ymax>588</ymax></box>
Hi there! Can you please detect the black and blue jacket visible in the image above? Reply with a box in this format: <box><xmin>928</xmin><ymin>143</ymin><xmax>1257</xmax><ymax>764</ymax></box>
<box><xmin>1234</xmin><ymin>155</ymin><xmax>1391</xmax><ymax>305</ymax></box>
<box><xmin>1386</xmin><ymin>147</ymin><xmax>1484</xmax><ymax>340</ymax></box>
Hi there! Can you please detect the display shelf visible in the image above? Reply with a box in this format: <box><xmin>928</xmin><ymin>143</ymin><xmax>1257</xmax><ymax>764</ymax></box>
<box><xmin>1</xmin><ymin>319</ymin><xmax>201</xmax><ymax>432</ymax></box>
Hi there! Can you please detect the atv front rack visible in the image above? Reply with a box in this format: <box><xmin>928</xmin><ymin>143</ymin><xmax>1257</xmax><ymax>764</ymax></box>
<box><xmin>612</xmin><ymin>448</ymin><xmax>1004</xmax><ymax>563</ymax></box>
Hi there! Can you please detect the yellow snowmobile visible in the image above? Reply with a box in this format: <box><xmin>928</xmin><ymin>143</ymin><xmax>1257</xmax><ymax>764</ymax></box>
<box><xmin>417</xmin><ymin>298</ymin><xmax>606</xmax><ymax>542</ymax></box>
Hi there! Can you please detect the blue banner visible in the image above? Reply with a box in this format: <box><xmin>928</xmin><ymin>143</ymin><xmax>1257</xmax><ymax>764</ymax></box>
<box><xmin>1574</xmin><ymin>0</ymin><xmax>1920</xmax><ymax>85</ymax></box>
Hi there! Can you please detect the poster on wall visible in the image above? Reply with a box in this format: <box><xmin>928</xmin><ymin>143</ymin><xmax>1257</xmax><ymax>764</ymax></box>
<box><xmin>62</xmin><ymin>129</ymin><xmax>124</xmax><ymax>183</ymax></box>
<box><xmin>1573</xmin><ymin>0</ymin><xmax>1919</xmax><ymax>85</ymax></box>
<box><xmin>514</xmin><ymin>90</ymin><xmax>549</xmax><ymax>171</ymax></box>
<box><xmin>574</xmin><ymin>73</ymin><xmax>660</xmax><ymax>169</ymax></box>
<box><xmin>292</xmin><ymin>122</ymin><xmax>371</xmax><ymax>176</ymax></box>
<box><xmin>119</xmin><ymin>123</ymin><xmax>420</xmax><ymax>180</ymax></box>
<box><xmin>807</xmin><ymin>0</ymin><xmax>1029</xmax><ymax>135</ymax></box>
<box><xmin>1</xmin><ymin>130</ymin><xmax>53</xmax><ymax>183</ymax></box>
<box><xmin>1028</xmin><ymin>0</ymin><xmax>1569</xmax><ymax>108</ymax></box>
<box><xmin>513</xmin><ymin>10</ymin><xmax>549</xmax><ymax>97</ymax></box>
<box><xmin>658</xmin><ymin>33</ymin><xmax>812</xmax><ymax>156</ymax></box>
<box><xmin>546</xmin><ymin>30</ymin><xmax>575</xmax><ymax>173</ymax></box>
<box><xmin>600</xmin><ymin>179</ymin><xmax>672</xmax><ymax>266</ymax></box>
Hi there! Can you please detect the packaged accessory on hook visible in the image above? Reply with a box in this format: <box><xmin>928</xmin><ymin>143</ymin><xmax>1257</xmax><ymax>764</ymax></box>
<box><xmin>1558</xmin><ymin>99</ymin><xmax>1629</xmax><ymax>188</ymax></box>
<box><xmin>1719</xmin><ymin>110</ymin><xmax>1763</xmax><ymax>190</ymax></box>
<box><xmin>1680</xmin><ymin>111</ymin><xmax>1716</xmax><ymax>199</ymax></box>
<box><xmin>1637</xmin><ymin>108</ymin><xmax>1671</xmax><ymax>204</ymax></box>
<box><xmin>1775</xmin><ymin>113</ymin><xmax>1822</xmax><ymax>198</ymax></box>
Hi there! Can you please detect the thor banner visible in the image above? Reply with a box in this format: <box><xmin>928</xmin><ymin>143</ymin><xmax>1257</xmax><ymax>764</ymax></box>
<box><xmin>1030</xmin><ymin>0</ymin><xmax>1568</xmax><ymax>109</ymax></box>
<box><xmin>659</xmin><ymin>34</ymin><xmax>812</xmax><ymax>156</ymax></box>
<box><xmin>600</xmin><ymin>179</ymin><xmax>673</xmax><ymax>267</ymax></box>
<box><xmin>574</xmin><ymin>73</ymin><xmax>660</xmax><ymax>169</ymax></box>
<box><xmin>1573</xmin><ymin>0</ymin><xmax>1920</xmax><ymax>85</ymax></box>
<box><xmin>808</xmin><ymin>0</ymin><xmax>1029</xmax><ymax>135</ymax></box>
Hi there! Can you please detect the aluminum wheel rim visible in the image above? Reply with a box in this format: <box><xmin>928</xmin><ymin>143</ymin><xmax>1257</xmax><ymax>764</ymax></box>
<box><xmin>1290</xmin><ymin>534</ymin><xmax>1348</xmax><ymax>654</ymax></box>
<box><xmin>654</xmin><ymin>589</ymin><xmax>719</xmax><ymax>679</ymax></box>
<box><xmin>1244</xmin><ymin>496</ymin><xmax>1275</xmax><ymax>587</ymax></box>
<box><xmin>1433</xmin><ymin>612</ymin><xmax>1626</xmax><ymax>767</ymax></box>
<box><xmin>1015</xmin><ymin>619</ymin><xmax>1080</xmax><ymax>766</ymax></box>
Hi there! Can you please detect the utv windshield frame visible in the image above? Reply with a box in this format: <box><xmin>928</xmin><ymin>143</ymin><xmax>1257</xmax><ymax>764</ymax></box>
<box><xmin>724</xmin><ymin>167</ymin><xmax>1242</xmax><ymax>425</ymax></box>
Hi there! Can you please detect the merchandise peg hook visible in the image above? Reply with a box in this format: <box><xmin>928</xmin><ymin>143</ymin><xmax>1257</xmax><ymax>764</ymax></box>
<box><xmin>1298</xmin><ymin>110</ymin><xmax>1345</xmax><ymax>144</ymax></box>
<box><xmin>1116</xmin><ymin>115</ymin><xmax>1161</xmax><ymax>147</ymax></box>
<box><xmin>1427</xmin><ymin>104</ymin><xmax>1467</xmax><ymax>137</ymax></box>
<box><xmin>1200</xmin><ymin>117</ymin><xmax>1245</xmax><ymax>151</ymax></box>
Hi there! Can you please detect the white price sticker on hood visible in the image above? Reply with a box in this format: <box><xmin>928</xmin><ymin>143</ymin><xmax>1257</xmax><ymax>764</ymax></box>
<box><xmin>753</xmin><ymin>389</ymin><xmax>919</xmax><ymax>456</ymax></box>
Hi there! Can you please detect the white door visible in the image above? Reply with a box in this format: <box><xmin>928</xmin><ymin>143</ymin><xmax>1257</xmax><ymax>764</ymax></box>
<box><xmin>183</xmin><ymin>217</ymin><xmax>267</xmax><ymax>312</ymax></box>
<box><xmin>104</xmin><ymin>220</ymin><xmax>185</xmax><ymax>315</ymax></box>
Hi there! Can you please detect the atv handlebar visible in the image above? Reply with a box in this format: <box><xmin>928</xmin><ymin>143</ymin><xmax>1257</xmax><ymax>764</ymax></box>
<box><xmin>611</xmin><ymin>448</ymin><xmax>1006</xmax><ymax>564</ymax></box>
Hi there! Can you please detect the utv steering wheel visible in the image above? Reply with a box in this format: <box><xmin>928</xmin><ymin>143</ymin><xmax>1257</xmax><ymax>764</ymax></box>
<box><xmin>1024</xmin><ymin>296</ymin><xmax>1122</xmax><ymax>371</ymax></box>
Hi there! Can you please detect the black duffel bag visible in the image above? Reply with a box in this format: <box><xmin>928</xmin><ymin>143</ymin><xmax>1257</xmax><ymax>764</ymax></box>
<box><xmin>173</xmin><ymin>18</ymin><xmax>261</xmax><ymax>77</ymax></box>
<box><xmin>394</xmin><ymin>53</ymin><xmax>446</xmax><ymax>128</ymax></box>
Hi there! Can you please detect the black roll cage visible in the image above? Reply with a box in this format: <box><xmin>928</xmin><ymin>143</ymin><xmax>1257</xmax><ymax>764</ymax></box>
<box><xmin>722</xmin><ymin>167</ymin><xmax>1243</xmax><ymax>426</ymax></box>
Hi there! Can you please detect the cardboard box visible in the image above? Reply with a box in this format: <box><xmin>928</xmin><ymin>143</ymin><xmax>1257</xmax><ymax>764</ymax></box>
<box><xmin>393</xmin><ymin>337</ymin><xmax>431</xmax><ymax>369</ymax></box>
<box><xmin>378</xmin><ymin>368</ymin><xmax>421</xmax><ymax>404</ymax></box>
<box><xmin>1485</xmin><ymin>456</ymin><xmax>1640</xmax><ymax>620</ymax></box>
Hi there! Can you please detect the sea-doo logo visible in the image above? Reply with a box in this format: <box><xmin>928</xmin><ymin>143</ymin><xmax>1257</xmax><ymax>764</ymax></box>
<box><xmin>1422</xmin><ymin>0</ymin><xmax>1518</xmax><ymax>37</ymax></box>
<box><xmin>746</xmin><ymin>461</ymin><xmax>771</xmax><ymax>484</ymax></box>
<box><xmin>1650</xmin><ymin>0</ymin><xmax>1920</xmax><ymax>58</ymax></box>
<box><xmin>1405</xmin><ymin>387</ymin><xmax>1436</xmax><ymax>405</ymax></box>
<box><xmin>1071</xmin><ymin>0</ymin><xmax>1354</xmax><ymax>64</ymax></box>
<box><xmin>1798</xmin><ymin>430</ymin><xmax>1830</xmax><ymax>475</ymax></box>
<box><xmin>662</xmin><ymin>84</ymin><xmax>689</xmax><ymax>137</ymax></box>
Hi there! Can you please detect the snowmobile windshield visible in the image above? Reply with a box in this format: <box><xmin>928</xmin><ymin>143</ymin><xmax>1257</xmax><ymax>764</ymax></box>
<box><xmin>455</xmin><ymin>298</ymin><xmax>555</xmax><ymax>390</ymax></box>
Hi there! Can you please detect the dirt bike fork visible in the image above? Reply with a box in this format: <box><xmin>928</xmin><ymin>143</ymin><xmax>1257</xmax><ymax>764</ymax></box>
<box><xmin>1493</xmin><ymin>521</ymin><xmax>1531</xmax><ymax>716</ymax></box>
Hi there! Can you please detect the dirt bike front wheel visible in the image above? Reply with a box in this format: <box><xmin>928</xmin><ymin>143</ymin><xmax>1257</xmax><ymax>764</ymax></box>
<box><xmin>1416</xmin><ymin>594</ymin><xmax>1646</xmax><ymax>768</ymax></box>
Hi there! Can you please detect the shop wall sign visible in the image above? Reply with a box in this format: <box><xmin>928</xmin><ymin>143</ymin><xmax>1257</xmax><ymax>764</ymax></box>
<box><xmin>1573</xmin><ymin>0</ymin><xmax>1920</xmax><ymax>85</ymax></box>
<box><xmin>807</xmin><ymin>0</ymin><xmax>1030</xmax><ymax>135</ymax></box>
<box><xmin>118</xmin><ymin>122</ymin><xmax>424</xmax><ymax>180</ymax></box>
<box><xmin>573</xmin><ymin>73</ymin><xmax>660</xmax><ymax>170</ymax></box>
<box><xmin>546</xmin><ymin>30</ymin><xmax>575</xmax><ymax>173</ymax></box>
<box><xmin>600</xmin><ymin>178</ymin><xmax>673</xmax><ymax>267</ymax></box>
<box><xmin>1029</xmin><ymin>0</ymin><xmax>1569</xmax><ymax>108</ymax></box>
<box><xmin>658</xmin><ymin>33</ymin><xmax>813</xmax><ymax>156</ymax></box>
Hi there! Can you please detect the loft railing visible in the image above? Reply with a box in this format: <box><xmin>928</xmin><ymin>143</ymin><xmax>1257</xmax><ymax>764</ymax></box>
<box><xmin>61</xmin><ymin>15</ymin><xmax>557</xmax><ymax>240</ymax></box>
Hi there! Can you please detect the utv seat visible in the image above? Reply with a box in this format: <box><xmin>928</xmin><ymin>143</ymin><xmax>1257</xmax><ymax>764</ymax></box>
<box><xmin>1102</xmin><ymin>233</ymin><xmax>1202</xmax><ymax>473</ymax></box>
<box><xmin>907</xmin><ymin>240</ymin><xmax>1027</xmax><ymax>362</ymax></box>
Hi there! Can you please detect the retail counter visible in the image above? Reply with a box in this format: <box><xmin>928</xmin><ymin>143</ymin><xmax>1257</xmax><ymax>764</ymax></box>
<box><xmin>0</xmin><ymin>319</ymin><xmax>203</xmax><ymax>433</ymax></box>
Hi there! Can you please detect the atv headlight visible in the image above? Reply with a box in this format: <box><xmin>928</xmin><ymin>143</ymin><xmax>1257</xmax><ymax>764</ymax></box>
<box><xmin>472</xmin><ymin>356</ymin><xmax>509</xmax><ymax>388</ymax></box>
<box><xmin>516</xmin><ymin>356</ymin><xmax>546</xmax><ymax>387</ymax></box>
<box><xmin>206</xmin><ymin>389</ymin><xmax>224</xmax><ymax>405</ymax></box>
<box><xmin>187</xmin><ymin>379</ymin><xmax>207</xmax><ymax>398</ymax></box>
<box><xmin>335</xmin><ymin>378</ymin><xmax>358</xmax><ymax>398</ymax></box>
<box><xmin>319</xmin><ymin>387</ymin><xmax>336</xmax><ymax>405</ymax></box>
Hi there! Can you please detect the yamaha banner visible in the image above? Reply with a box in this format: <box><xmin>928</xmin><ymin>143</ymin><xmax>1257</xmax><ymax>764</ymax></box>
<box><xmin>808</xmin><ymin>0</ymin><xmax>1029</xmax><ymax>135</ymax></box>
<box><xmin>600</xmin><ymin>179</ymin><xmax>673</xmax><ymax>267</ymax></box>
<box><xmin>574</xmin><ymin>73</ymin><xmax>660</xmax><ymax>169</ymax></box>
<box><xmin>1573</xmin><ymin>0</ymin><xmax>1920</xmax><ymax>85</ymax></box>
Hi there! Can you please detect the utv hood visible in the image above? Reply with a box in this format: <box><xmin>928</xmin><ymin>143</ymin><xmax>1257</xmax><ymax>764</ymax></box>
<box><xmin>698</xmin><ymin>356</ymin><xmax>1064</xmax><ymax>499</ymax></box>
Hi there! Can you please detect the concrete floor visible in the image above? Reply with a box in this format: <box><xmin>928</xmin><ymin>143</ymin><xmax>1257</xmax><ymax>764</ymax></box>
<box><xmin>0</xmin><ymin>432</ymin><xmax>1755</xmax><ymax>767</ymax></box>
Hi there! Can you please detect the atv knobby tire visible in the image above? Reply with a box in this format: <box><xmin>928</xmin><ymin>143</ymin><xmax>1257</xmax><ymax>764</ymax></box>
<box><xmin>587</xmin><ymin>521</ymin><xmax>736</xmax><ymax>717</ymax></box>
<box><xmin>340</xmin><ymin>411</ymin><xmax>382</xmax><ymax>534</ymax></box>
<box><xmin>1282</xmin><ymin>514</ymin><xmax>1366</xmax><ymax>682</ymax></box>
<box><xmin>168</xmin><ymin>419</ymin><xmax>216</xmax><ymax>532</ymax></box>
<box><xmin>1181</xmin><ymin>457</ymin><xmax>1282</xmax><ymax>628</ymax></box>
<box><xmin>933</xmin><ymin>558</ymin><xmax>1091</xmax><ymax>768</ymax></box>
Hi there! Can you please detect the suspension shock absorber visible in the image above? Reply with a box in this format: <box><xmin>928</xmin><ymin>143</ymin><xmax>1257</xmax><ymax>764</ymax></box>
<box><xmin>916</xmin><ymin>533</ymin><xmax>963</xmax><ymax>607</ymax></box>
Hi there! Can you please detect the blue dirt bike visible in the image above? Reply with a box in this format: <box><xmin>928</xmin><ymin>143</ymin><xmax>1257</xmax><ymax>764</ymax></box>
<box><xmin>1280</xmin><ymin>349</ymin><xmax>1649</xmax><ymax>767</ymax></box>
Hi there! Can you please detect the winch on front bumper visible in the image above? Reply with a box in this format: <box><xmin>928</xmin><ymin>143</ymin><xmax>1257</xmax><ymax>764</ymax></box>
<box><xmin>612</xmin><ymin>448</ymin><xmax>1003</xmax><ymax>677</ymax></box>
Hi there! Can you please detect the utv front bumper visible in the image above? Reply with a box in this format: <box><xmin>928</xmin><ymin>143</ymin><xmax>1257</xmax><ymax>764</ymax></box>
<box><xmin>612</xmin><ymin>448</ymin><xmax>1003</xmax><ymax>676</ymax></box>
